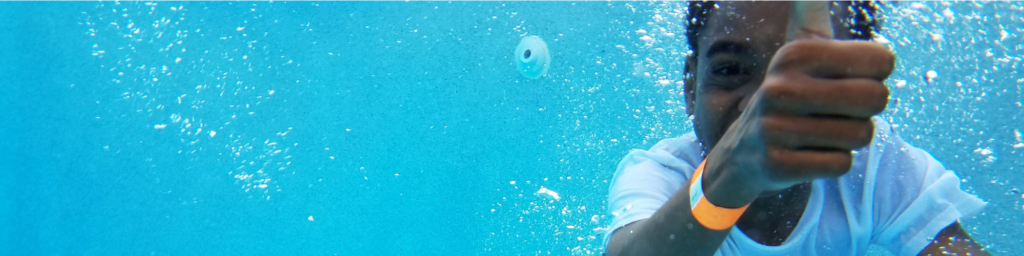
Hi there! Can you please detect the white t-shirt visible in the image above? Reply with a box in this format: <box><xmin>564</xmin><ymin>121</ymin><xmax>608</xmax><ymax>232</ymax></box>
<box><xmin>603</xmin><ymin>118</ymin><xmax>986</xmax><ymax>256</ymax></box>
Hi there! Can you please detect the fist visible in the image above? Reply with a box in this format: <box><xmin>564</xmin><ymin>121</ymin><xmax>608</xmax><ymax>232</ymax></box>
<box><xmin>707</xmin><ymin>40</ymin><xmax>893</xmax><ymax>197</ymax></box>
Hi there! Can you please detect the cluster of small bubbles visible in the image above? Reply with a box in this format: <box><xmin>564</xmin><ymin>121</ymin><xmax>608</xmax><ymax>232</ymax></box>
<box><xmin>881</xmin><ymin>1</ymin><xmax>1020</xmax><ymax>166</ymax></box>
<box><xmin>227</xmin><ymin>127</ymin><xmax>295</xmax><ymax>195</ymax></box>
<box><xmin>879</xmin><ymin>1</ymin><xmax>1023</xmax><ymax>253</ymax></box>
<box><xmin>546</xmin><ymin>2</ymin><xmax>694</xmax><ymax>169</ymax></box>
<box><xmin>625</xmin><ymin>1</ymin><xmax>693</xmax><ymax>143</ymax></box>
<box><xmin>487</xmin><ymin>177</ymin><xmax>608</xmax><ymax>255</ymax></box>
<box><xmin>497</xmin><ymin>3</ymin><xmax>698</xmax><ymax>254</ymax></box>
<box><xmin>82</xmin><ymin>2</ymin><xmax>301</xmax><ymax>197</ymax></box>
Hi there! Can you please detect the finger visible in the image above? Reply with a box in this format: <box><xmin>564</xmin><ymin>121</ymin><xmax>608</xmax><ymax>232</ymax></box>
<box><xmin>786</xmin><ymin>1</ymin><xmax>834</xmax><ymax>41</ymax></box>
<box><xmin>765</xmin><ymin>146</ymin><xmax>853</xmax><ymax>183</ymax></box>
<box><xmin>769</xmin><ymin>41</ymin><xmax>896</xmax><ymax>81</ymax></box>
<box><xmin>761</xmin><ymin>114</ymin><xmax>875</xmax><ymax>151</ymax></box>
<box><xmin>761</xmin><ymin>76</ymin><xmax>890</xmax><ymax>118</ymax></box>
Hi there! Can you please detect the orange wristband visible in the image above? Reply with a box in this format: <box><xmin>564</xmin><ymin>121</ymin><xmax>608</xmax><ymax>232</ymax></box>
<box><xmin>689</xmin><ymin>159</ymin><xmax>750</xmax><ymax>230</ymax></box>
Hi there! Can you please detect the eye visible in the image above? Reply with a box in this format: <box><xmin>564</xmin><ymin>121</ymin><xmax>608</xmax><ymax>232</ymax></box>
<box><xmin>711</xmin><ymin>63</ymin><xmax>747</xmax><ymax>77</ymax></box>
<box><xmin>704</xmin><ymin>59</ymin><xmax>752</xmax><ymax>91</ymax></box>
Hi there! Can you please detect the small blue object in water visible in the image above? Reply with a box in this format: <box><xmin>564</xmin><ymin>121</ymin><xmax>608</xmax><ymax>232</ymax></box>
<box><xmin>515</xmin><ymin>36</ymin><xmax>550</xmax><ymax>79</ymax></box>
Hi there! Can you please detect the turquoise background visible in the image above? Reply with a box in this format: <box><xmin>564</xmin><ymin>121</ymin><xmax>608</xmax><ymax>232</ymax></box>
<box><xmin>1</xmin><ymin>2</ymin><xmax>1021</xmax><ymax>255</ymax></box>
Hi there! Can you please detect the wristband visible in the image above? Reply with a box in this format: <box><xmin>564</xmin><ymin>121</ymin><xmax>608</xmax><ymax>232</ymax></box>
<box><xmin>689</xmin><ymin>159</ymin><xmax>750</xmax><ymax>230</ymax></box>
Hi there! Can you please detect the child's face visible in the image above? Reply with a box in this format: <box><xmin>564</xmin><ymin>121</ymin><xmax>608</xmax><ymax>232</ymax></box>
<box><xmin>685</xmin><ymin>2</ymin><xmax>859</xmax><ymax>153</ymax></box>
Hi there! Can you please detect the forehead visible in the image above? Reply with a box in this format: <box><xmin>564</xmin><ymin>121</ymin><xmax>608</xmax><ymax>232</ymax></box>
<box><xmin>697</xmin><ymin>2</ymin><xmax>792</xmax><ymax>56</ymax></box>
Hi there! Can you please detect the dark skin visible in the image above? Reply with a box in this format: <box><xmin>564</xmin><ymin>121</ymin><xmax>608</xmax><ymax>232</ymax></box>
<box><xmin>606</xmin><ymin>2</ymin><xmax>991</xmax><ymax>256</ymax></box>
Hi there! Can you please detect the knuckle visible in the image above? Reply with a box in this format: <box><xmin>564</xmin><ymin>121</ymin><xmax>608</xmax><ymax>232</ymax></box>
<box><xmin>761</xmin><ymin>79</ymin><xmax>797</xmax><ymax>102</ymax></box>
<box><xmin>764</xmin><ymin>147</ymin><xmax>784</xmax><ymax>168</ymax></box>
<box><xmin>764</xmin><ymin>148</ymin><xmax>796</xmax><ymax>180</ymax></box>
<box><xmin>760</xmin><ymin>115</ymin><xmax>784</xmax><ymax>131</ymax></box>
<box><xmin>778</xmin><ymin>41</ymin><xmax>816</xmax><ymax>58</ymax></box>
<box><xmin>759</xmin><ymin>115</ymin><xmax>791</xmax><ymax>146</ymax></box>
<box><xmin>773</xmin><ymin>43</ymin><xmax>813</xmax><ymax>68</ymax></box>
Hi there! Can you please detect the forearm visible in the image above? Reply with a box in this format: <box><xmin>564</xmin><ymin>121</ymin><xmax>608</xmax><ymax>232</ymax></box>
<box><xmin>605</xmin><ymin>178</ymin><xmax>734</xmax><ymax>256</ymax></box>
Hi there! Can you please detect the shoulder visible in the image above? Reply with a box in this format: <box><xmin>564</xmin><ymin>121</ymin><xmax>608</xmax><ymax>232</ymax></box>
<box><xmin>608</xmin><ymin>132</ymin><xmax>704</xmax><ymax>194</ymax></box>
<box><xmin>617</xmin><ymin>132</ymin><xmax>704</xmax><ymax>178</ymax></box>
<box><xmin>603</xmin><ymin>133</ymin><xmax>705</xmax><ymax>247</ymax></box>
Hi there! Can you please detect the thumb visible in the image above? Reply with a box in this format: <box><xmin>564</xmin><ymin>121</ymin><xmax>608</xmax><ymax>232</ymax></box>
<box><xmin>786</xmin><ymin>2</ymin><xmax>834</xmax><ymax>41</ymax></box>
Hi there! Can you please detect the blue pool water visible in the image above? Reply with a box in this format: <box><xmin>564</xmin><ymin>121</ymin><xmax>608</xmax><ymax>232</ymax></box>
<box><xmin>1</xmin><ymin>2</ymin><xmax>1021</xmax><ymax>255</ymax></box>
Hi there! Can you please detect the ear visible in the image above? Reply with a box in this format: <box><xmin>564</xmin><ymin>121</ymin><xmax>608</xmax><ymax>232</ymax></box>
<box><xmin>683</xmin><ymin>54</ymin><xmax>698</xmax><ymax>116</ymax></box>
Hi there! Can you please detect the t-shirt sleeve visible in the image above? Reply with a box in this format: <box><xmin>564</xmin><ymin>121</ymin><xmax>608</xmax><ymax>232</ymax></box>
<box><xmin>869</xmin><ymin>118</ymin><xmax>987</xmax><ymax>256</ymax></box>
<box><xmin>601</xmin><ymin>148</ymin><xmax>693</xmax><ymax>250</ymax></box>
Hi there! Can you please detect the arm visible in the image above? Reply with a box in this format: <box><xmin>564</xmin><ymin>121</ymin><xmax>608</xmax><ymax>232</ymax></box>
<box><xmin>917</xmin><ymin>222</ymin><xmax>992</xmax><ymax>256</ymax></box>
<box><xmin>605</xmin><ymin>167</ymin><xmax>755</xmax><ymax>256</ymax></box>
